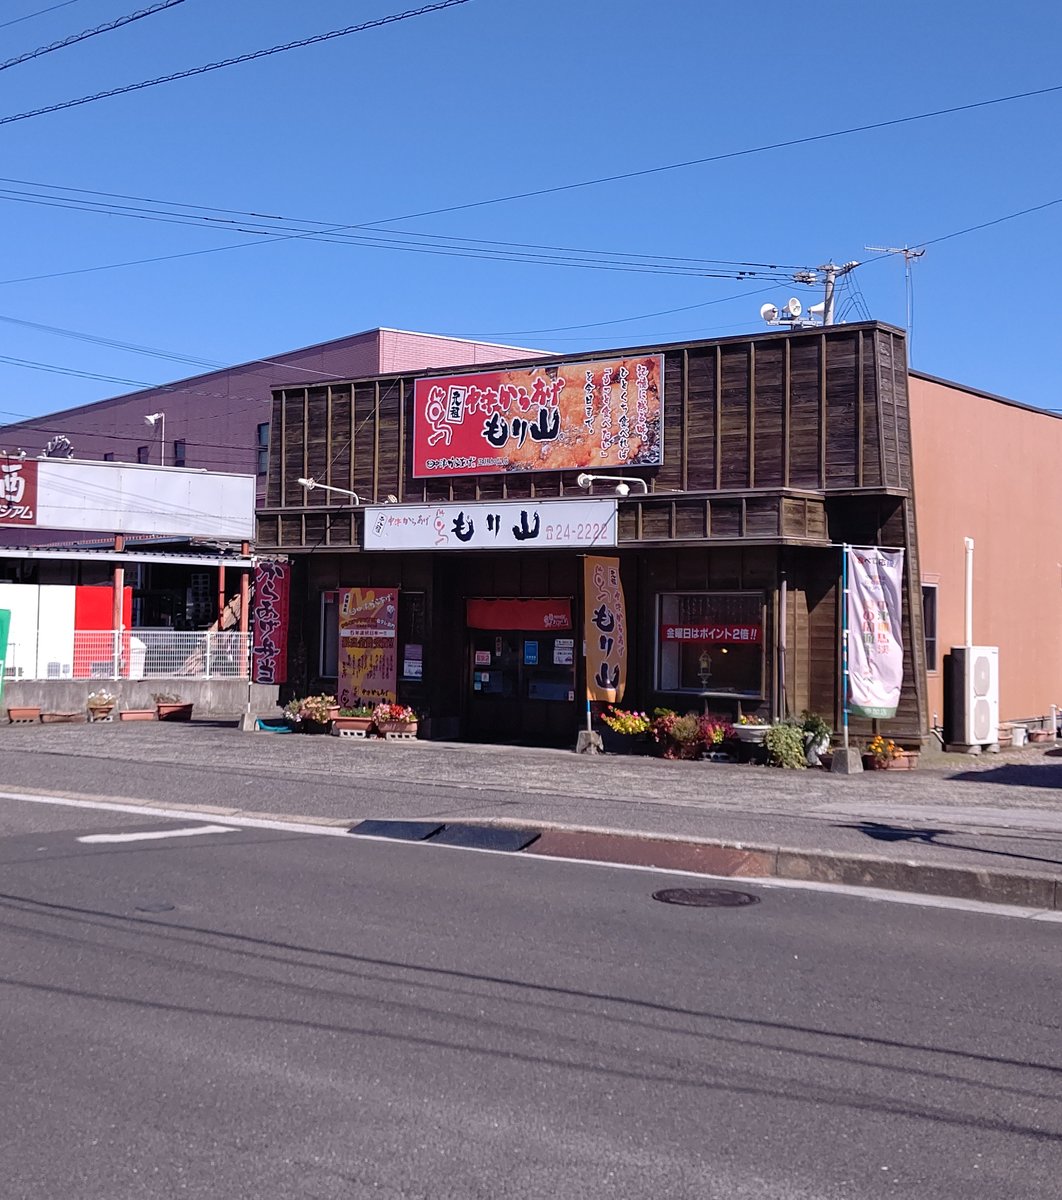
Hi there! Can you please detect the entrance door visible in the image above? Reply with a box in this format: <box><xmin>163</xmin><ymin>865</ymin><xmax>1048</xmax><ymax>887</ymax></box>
<box><xmin>467</xmin><ymin>630</ymin><xmax>577</xmax><ymax>744</ymax></box>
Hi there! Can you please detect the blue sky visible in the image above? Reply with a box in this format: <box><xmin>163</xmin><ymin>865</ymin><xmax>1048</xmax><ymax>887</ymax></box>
<box><xmin>0</xmin><ymin>0</ymin><xmax>1058</xmax><ymax>422</ymax></box>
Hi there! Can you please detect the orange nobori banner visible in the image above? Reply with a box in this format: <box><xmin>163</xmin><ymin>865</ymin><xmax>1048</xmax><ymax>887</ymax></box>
<box><xmin>583</xmin><ymin>556</ymin><xmax>626</xmax><ymax>703</ymax></box>
<box><xmin>413</xmin><ymin>355</ymin><xmax>663</xmax><ymax>478</ymax></box>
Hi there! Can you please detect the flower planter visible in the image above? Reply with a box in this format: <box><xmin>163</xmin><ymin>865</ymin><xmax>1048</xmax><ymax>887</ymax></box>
<box><xmin>87</xmin><ymin>706</ymin><xmax>115</xmax><ymax>723</ymax></box>
<box><xmin>734</xmin><ymin>724</ymin><xmax>769</xmax><ymax>744</ymax></box>
<box><xmin>41</xmin><ymin>711</ymin><xmax>85</xmax><ymax>724</ymax></box>
<box><xmin>7</xmin><ymin>705</ymin><xmax>41</xmax><ymax>724</ymax></box>
<box><xmin>863</xmin><ymin>751</ymin><xmax>919</xmax><ymax>771</ymax></box>
<box><xmin>332</xmin><ymin>716</ymin><xmax>373</xmax><ymax>735</ymax></box>
<box><xmin>1027</xmin><ymin>729</ymin><xmax>1053</xmax><ymax>744</ymax></box>
<box><xmin>599</xmin><ymin>727</ymin><xmax>655</xmax><ymax>755</ymax></box>
<box><xmin>156</xmin><ymin>703</ymin><xmax>193</xmax><ymax>722</ymax></box>
<box><xmin>120</xmin><ymin>709</ymin><xmax>156</xmax><ymax>721</ymax></box>
<box><xmin>376</xmin><ymin>720</ymin><xmax>418</xmax><ymax>738</ymax></box>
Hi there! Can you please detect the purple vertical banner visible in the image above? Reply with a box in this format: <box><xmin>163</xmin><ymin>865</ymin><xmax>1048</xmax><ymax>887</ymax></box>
<box><xmin>252</xmin><ymin>561</ymin><xmax>290</xmax><ymax>684</ymax></box>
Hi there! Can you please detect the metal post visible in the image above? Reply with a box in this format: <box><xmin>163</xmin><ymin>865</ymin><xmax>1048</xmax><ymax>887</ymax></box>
<box><xmin>841</xmin><ymin>543</ymin><xmax>850</xmax><ymax>751</ymax></box>
<box><xmin>964</xmin><ymin>537</ymin><xmax>975</xmax><ymax>648</ymax></box>
<box><xmin>205</xmin><ymin>632</ymin><xmax>212</xmax><ymax>680</ymax></box>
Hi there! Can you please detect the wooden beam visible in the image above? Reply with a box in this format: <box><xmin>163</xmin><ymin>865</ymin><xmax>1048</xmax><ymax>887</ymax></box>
<box><xmin>783</xmin><ymin>339</ymin><xmax>791</xmax><ymax>488</ymax></box>
<box><xmin>713</xmin><ymin>344</ymin><xmax>722</xmax><ymax>489</ymax></box>
<box><xmin>681</xmin><ymin>347</ymin><xmax>689</xmax><ymax>491</ymax></box>
<box><xmin>856</xmin><ymin>331</ymin><xmax>865</xmax><ymax>487</ymax></box>
<box><xmin>818</xmin><ymin>333</ymin><xmax>827</xmax><ymax>488</ymax></box>
<box><xmin>748</xmin><ymin>342</ymin><xmax>756</xmax><ymax>488</ymax></box>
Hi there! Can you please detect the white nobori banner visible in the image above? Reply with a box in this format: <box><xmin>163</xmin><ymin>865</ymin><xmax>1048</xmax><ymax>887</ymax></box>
<box><xmin>364</xmin><ymin>498</ymin><xmax>617</xmax><ymax>552</ymax></box>
<box><xmin>847</xmin><ymin>546</ymin><xmax>905</xmax><ymax>719</ymax></box>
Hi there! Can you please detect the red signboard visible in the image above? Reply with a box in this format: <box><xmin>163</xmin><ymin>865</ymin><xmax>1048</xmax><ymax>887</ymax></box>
<box><xmin>413</xmin><ymin>356</ymin><xmax>663</xmax><ymax>478</ymax></box>
<box><xmin>661</xmin><ymin>623</ymin><xmax>762</xmax><ymax>644</ymax></box>
<box><xmin>0</xmin><ymin>456</ymin><xmax>38</xmax><ymax>526</ymax></box>
<box><xmin>466</xmin><ymin>598</ymin><xmax>572</xmax><ymax>632</ymax></box>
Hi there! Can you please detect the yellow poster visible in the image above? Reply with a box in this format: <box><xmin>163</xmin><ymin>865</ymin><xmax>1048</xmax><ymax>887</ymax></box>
<box><xmin>583</xmin><ymin>556</ymin><xmax>626</xmax><ymax>703</ymax></box>
<box><xmin>338</xmin><ymin>588</ymin><xmax>398</xmax><ymax>706</ymax></box>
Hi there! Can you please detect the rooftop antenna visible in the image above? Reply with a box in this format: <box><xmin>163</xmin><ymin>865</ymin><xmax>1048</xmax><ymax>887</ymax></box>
<box><xmin>865</xmin><ymin>244</ymin><xmax>925</xmax><ymax>357</ymax></box>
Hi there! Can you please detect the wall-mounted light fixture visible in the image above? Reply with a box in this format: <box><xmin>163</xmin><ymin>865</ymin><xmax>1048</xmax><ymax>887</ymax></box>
<box><xmin>296</xmin><ymin>477</ymin><xmax>362</xmax><ymax>505</ymax></box>
<box><xmin>575</xmin><ymin>472</ymin><xmax>648</xmax><ymax>497</ymax></box>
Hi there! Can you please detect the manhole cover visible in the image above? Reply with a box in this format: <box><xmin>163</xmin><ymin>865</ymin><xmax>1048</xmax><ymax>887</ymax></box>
<box><xmin>652</xmin><ymin>887</ymin><xmax>760</xmax><ymax>908</ymax></box>
<box><xmin>135</xmin><ymin>902</ymin><xmax>176</xmax><ymax>913</ymax></box>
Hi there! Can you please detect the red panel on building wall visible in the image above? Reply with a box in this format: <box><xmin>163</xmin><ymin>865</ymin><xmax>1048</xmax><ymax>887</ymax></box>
<box><xmin>466</xmin><ymin>598</ymin><xmax>572</xmax><ymax>632</ymax></box>
<box><xmin>0</xmin><ymin>456</ymin><xmax>38</xmax><ymax>526</ymax></box>
<box><xmin>73</xmin><ymin>585</ymin><xmax>132</xmax><ymax>678</ymax></box>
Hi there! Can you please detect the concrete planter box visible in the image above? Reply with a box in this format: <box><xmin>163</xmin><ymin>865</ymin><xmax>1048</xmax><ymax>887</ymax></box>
<box><xmin>120</xmin><ymin>709</ymin><xmax>156</xmax><ymax>721</ymax></box>
<box><xmin>332</xmin><ymin>716</ymin><xmax>373</xmax><ymax>734</ymax></box>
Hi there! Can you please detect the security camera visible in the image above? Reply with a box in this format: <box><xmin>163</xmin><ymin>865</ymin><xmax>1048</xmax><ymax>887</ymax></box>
<box><xmin>614</xmin><ymin>482</ymin><xmax>630</xmax><ymax>497</ymax></box>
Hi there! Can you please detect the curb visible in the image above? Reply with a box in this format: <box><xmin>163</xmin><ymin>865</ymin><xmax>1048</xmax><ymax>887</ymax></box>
<box><xmin>491</xmin><ymin>820</ymin><xmax>1061</xmax><ymax>911</ymax></box>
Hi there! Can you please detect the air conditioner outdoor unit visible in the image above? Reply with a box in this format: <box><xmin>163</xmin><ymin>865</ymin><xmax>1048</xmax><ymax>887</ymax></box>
<box><xmin>944</xmin><ymin>645</ymin><xmax>999</xmax><ymax>747</ymax></box>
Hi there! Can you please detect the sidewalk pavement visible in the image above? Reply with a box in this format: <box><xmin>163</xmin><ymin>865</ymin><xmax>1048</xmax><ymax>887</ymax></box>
<box><xmin>2</xmin><ymin>722</ymin><xmax>1061</xmax><ymax>908</ymax></box>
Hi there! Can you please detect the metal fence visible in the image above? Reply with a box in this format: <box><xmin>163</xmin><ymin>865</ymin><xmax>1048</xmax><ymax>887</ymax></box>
<box><xmin>2</xmin><ymin>629</ymin><xmax>250</xmax><ymax>681</ymax></box>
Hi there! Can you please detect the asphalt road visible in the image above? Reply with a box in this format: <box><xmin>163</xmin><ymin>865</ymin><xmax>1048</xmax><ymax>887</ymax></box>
<box><xmin>1</xmin><ymin>794</ymin><xmax>1059</xmax><ymax>1199</ymax></box>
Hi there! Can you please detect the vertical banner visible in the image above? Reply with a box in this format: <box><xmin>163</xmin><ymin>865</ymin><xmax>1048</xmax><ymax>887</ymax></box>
<box><xmin>0</xmin><ymin>608</ymin><xmax>9</xmax><ymax>705</ymax></box>
<box><xmin>251</xmin><ymin>561</ymin><xmax>291</xmax><ymax>684</ymax></box>
<box><xmin>584</xmin><ymin>557</ymin><xmax>627</xmax><ymax>703</ymax></box>
<box><xmin>338</xmin><ymin>588</ymin><xmax>398</xmax><ymax>707</ymax></box>
<box><xmin>847</xmin><ymin>547</ymin><xmax>905</xmax><ymax>718</ymax></box>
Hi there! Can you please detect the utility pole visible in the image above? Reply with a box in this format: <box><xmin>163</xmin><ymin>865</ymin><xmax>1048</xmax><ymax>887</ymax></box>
<box><xmin>865</xmin><ymin>244</ymin><xmax>925</xmax><ymax>354</ymax></box>
<box><xmin>818</xmin><ymin>261</ymin><xmax>861</xmax><ymax>326</ymax></box>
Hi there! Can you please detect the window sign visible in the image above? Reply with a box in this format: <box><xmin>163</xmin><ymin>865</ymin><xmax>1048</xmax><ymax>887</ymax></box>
<box><xmin>553</xmin><ymin>638</ymin><xmax>574</xmax><ymax>666</ymax></box>
<box><xmin>474</xmin><ymin>650</ymin><xmax>492</xmax><ymax>667</ymax></box>
<box><xmin>657</xmin><ymin>592</ymin><xmax>765</xmax><ymax>697</ymax></box>
<box><xmin>402</xmin><ymin>643</ymin><xmax>423</xmax><ymax>680</ymax></box>
<box><xmin>523</xmin><ymin>641</ymin><xmax>539</xmax><ymax>666</ymax></box>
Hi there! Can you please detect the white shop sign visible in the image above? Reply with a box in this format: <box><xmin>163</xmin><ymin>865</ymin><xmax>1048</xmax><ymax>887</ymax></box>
<box><xmin>364</xmin><ymin>498</ymin><xmax>618</xmax><ymax>552</ymax></box>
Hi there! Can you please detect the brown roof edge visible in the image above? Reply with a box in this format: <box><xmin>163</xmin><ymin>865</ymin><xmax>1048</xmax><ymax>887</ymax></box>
<box><xmin>270</xmin><ymin>320</ymin><xmax>909</xmax><ymax>395</ymax></box>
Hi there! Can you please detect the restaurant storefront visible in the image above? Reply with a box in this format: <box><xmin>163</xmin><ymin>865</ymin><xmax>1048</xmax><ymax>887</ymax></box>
<box><xmin>258</xmin><ymin>322</ymin><xmax>929</xmax><ymax>745</ymax></box>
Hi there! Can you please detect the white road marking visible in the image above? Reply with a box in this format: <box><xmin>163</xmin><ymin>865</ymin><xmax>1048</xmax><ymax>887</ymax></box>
<box><xmin>77</xmin><ymin>824</ymin><xmax>236</xmax><ymax>844</ymax></box>
<box><xmin>2</xmin><ymin>789</ymin><xmax>1060</xmax><ymax>923</ymax></box>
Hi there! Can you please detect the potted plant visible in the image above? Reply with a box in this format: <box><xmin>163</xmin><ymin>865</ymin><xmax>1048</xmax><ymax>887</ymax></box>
<box><xmin>650</xmin><ymin>709</ymin><xmax>703</xmax><ymax>760</ymax></box>
<box><xmin>86</xmin><ymin>688</ymin><xmax>117</xmax><ymax>722</ymax></box>
<box><xmin>7</xmin><ymin>704</ymin><xmax>41</xmax><ymax>724</ymax></box>
<box><xmin>801</xmin><ymin>711</ymin><xmax>832</xmax><ymax>766</ymax></box>
<box><xmin>733</xmin><ymin>714</ymin><xmax>771</xmax><ymax>744</ymax></box>
<box><xmin>152</xmin><ymin>692</ymin><xmax>194</xmax><ymax>722</ymax></box>
<box><xmin>283</xmin><ymin>693</ymin><xmax>337</xmax><ymax>733</ymax></box>
<box><xmin>598</xmin><ymin>706</ymin><xmax>653</xmax><ymax>754</ymax></box>
<box><xmin>332</xmin><ymin>704</ymin><xmax>375</xmax><ymax>735</ymax></box>
<box><xmin>698</xmin><ymin>713</ymin><xmax>735</xmax><ymax>760</ymax></box>
<box><xmin>863</xmin><ymin>735</ymin><xmax>918</xmax><ymax>770</ymax></box>
<box><xmin>764</xmin><ymin>721</ymin><xmax>808</xmax><ymax>769</ymax></box>
<box><xmin>372</xmin><ymin>702</ymin><xmax>418</xmax><ymax>737</ymax></box>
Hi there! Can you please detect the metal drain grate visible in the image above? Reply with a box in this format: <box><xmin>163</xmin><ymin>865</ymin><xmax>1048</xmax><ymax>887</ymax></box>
<box><xmin>652</xmin><ymin>887</ymin><xmax>760</xmax><ymax>908</ymax></box>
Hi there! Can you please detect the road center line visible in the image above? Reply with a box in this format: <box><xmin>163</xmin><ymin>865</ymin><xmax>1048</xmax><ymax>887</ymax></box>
<box><xmin>76</xmin><ymin>824</ymin><xmax>236</xmax><ymax>844</ymax></box>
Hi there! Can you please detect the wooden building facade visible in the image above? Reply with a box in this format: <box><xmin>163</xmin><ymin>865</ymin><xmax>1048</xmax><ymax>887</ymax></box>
<box><xmin>257</xmin><ymin>321</ymin><xmax>929</xmax><ymax>745</ymax></box>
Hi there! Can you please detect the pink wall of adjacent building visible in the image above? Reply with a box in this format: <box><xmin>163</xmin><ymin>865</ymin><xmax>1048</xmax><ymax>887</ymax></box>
<box><xmin>0</xmin><ymin>328</ymin><xmax>542</xmax><ymax>542</ymax></box>
<box><xmin>910</xmin><ymin>371</ymin><xmax>1062</xmax><ymax>723</ymax></box>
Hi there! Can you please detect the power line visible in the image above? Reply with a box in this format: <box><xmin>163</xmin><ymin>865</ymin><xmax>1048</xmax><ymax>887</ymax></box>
<box><xmin>0</xmin><ymin>1</ymin><xmax>85</xmax><ymax>32</ymax></box>
<box><xmin>0</xmin><ymin>175</ymin><xmax>813</xmax><ymax>272</ymax></box>
<box><xmin>0</xmin><ymin>1</ymin><xmax>187</xmax><ymax>74</ymax></box>
<box><xmin>359</xmin><ymin>83</ymin><xmax>1062</xmax><ymax>227</ymax></box>
<box><xmin>0</xmin><ymin>0</ymin><xmax>473</xmax><ymax>127</ymax></box>
<box><xmin>0</xmin><ymin>187</ymin><xmax>806</xmax><ymax>282</ymax></box>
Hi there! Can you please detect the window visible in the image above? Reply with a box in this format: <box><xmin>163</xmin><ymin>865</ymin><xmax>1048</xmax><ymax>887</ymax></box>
<box><xmin>657</xmin><ymin>591</ymin><xmax>765</xmax><ymax>697</ymax></box>
<box><xmin>320</xmin><ymin>591</ymin><xmax>340</xmax><ymax>677</ymax></box>
<box><xmin>137</xmin><ymin>445</ymin><xmax>150</xmax><ymax>464</ymax></box>
<box><xmin>257</xmin><ymin>422</ymin><xmax>270</xmax><ymax>476</ymax></box>
<box><xmin>103</xmin><ymin>452</ymin><xmax>115</xmax><ymax>462</ymax></box>
<box><xmin>922</xmin><ymin>583</ymin><xmax>938</xmax><ymax>672</ymax></box>
<box><xmin>173</xmin><ymin>439</ymin><xmax>186</xmax><ymax>467</ymax></box>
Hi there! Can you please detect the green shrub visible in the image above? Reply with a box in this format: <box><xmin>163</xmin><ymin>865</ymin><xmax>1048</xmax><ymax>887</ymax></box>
<box><xmin>764</xmin><ymin>722</ymin><xmax>807</xmax><ymax>769</ymax></box>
